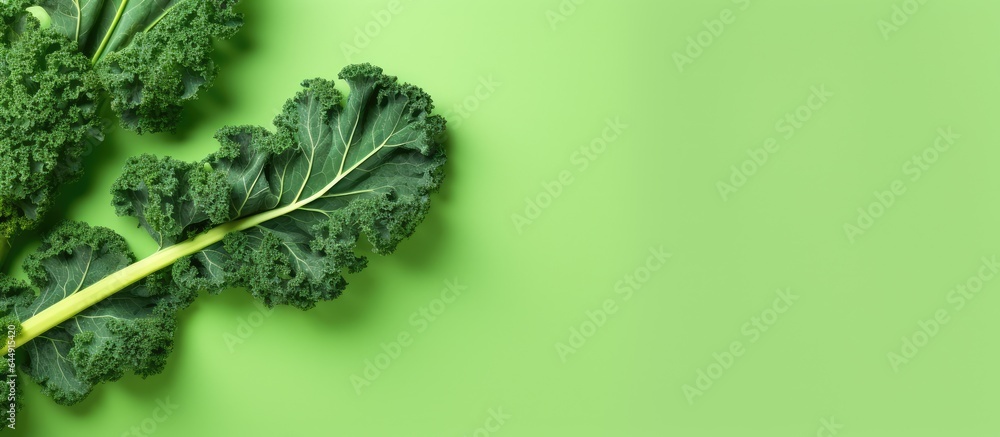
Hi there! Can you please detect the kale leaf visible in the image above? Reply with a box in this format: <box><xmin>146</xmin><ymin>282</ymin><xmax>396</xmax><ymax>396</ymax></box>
<box><xmin>0</xmin><ymin>64</ymin><xmax>446</xmax><ymax>405</ymax></box>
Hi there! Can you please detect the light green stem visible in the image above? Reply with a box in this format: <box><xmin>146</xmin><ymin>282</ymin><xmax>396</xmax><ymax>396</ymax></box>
<box><xmin>0</xmin><ymin>125</ymin><xmax>387</xmax><ymax>353</ymax></box>
<box><xmin>3</xmin><ymin>216</ymin><xmax>242</xmax><ymax>354</ymax></box>
<box><xmin>4</xmin><ymin>227</ymin><xmax>219</xmax><ymax>355</ymax></box>
<box><xmin>0</xmin><ymin>162</ymin><xmax>357</xmax><ymax>353</ymax></box>
<box><xmin>90</xmin><ymin>0</ymin><xmax>129</xmax><ymax>64</ymax></box>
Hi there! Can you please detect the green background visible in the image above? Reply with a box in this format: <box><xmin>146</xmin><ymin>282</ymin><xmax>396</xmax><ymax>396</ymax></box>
<box><xmin>5</xmin><ymin>0</ymin><xmax>1000</xmax><ymax>435</ymax></box>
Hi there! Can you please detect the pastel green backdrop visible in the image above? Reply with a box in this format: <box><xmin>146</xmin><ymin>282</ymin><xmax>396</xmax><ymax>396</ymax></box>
<box><xmin>4</xmin><ymin>0</ymin><xmax>1000</xmax><ymax>435</ymax></box>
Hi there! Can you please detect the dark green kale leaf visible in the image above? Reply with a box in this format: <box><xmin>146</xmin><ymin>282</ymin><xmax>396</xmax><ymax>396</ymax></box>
<box><xmin>0</xmin><ymin>13</ymin><xmax>102</xmax><ymax>238</ymax></box>
<box><xmin>113</xmin><ymin>64</ymin><xmax>447</xmax><ymax>309</ymax></box>
<box><xmin>0</xmin><ymin>0</ymin><xmax>241</xmax><ymax>239</ymax></box>
<box><xmin>36</xmin><ymin>0</ymin><xmax>243</xmax><ymax>133</ymax></box>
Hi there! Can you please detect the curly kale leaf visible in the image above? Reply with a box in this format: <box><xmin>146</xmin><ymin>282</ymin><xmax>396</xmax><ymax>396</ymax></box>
<box><xmin>109</xmin><ymin>155</ymin><xmax>230</xmax><ymax>247</ymax></box>
<box><xmin>35</xmin><ymin>0</ymin><xmax>243</xmax><ymax>133</ymax></box>
<box><xmin>0</xmin><ymin>16</ymin><xmax>103</xmax><ymax>238</ymax></box>
<box><xmin>113</xmin><ymin>64</ymin><xmax>447</xmax><ymax>309</ymax></box>
<box><xmin>0</xmin><ymin>65</ymin><xmax>444</xmax><ymax>407</ymax></box>
<box><xmin>0</xmin><ymin>222</ymin><xmax>195</xmax><ymax>405</ymax></box>
<box><xmin>0</xmin><ymin>0</ymin><xmax>241</xmax><ymax>238</ymax></box>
